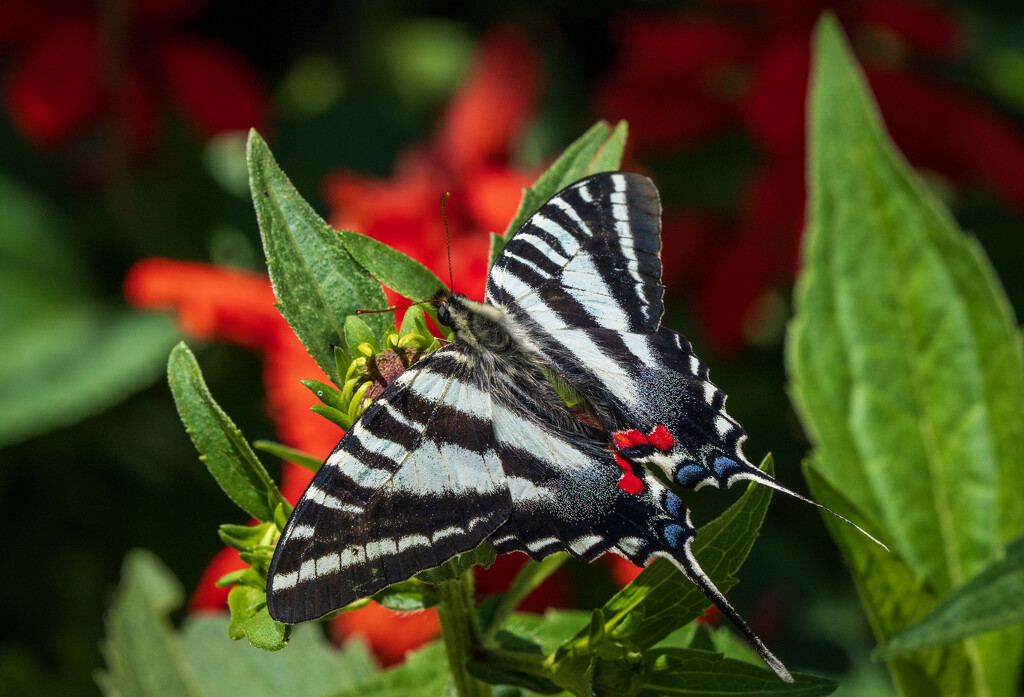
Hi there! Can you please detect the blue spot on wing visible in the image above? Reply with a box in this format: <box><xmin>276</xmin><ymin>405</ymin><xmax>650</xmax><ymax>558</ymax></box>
<box><xmin>664</xmin><ymin>524</ymin><xmax>688</xmax><ymax>547</ymax></box>
<box><xmin>676</xmin><ymin>463</ymin><xmax>707</xmax><ymax>488</ymax></box>
<box><xmin>714</xmin><ymin>456</ymin><xmax>742</xmax><ymax>478</ymax></box>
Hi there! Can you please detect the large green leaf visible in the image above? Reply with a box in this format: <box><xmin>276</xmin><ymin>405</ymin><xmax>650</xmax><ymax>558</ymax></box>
<box><xmin>330</xmin><ymin>642</ymin><xmax>451</xmax><ymax>697</ymax></box>
<box><xmin>787</xmin><ymin>17</ymin><xmax>1024</xmax><ymax>695</ymax></box>
<box><xmin>96</xmin><ymin>550</ymin><xmax>203</xmax><ymax>697</ymax></box>
<box><xmin>0</xmin><ymin>173</ymin><xmax>180</xmax><ymax>446</ymax></box>
<box><xmin>338</xmin><ymin>229</ymin><xmax>445</xmax><ymax>301</ymax></box>
<box><xmin>494</xmin><ymin>120</ymin><xmax>628</xmax><ymax>262</ymax></box>
<box><xmin>804</xmin><ymin>468</ymin><xmax>972</xmax><ymax>696</ymax></box>
<box><xmin>639</xmin><ymin>648</ymin><xmax>837</xmax><ymax>697</ymax></box>
<box><xmin>877</xmin><ymin>533</ymin><xmax>1024</xmax><ymax>658</ymax></box>
<box><xmin>181</xmin><ymin>616</ymin><xmax>375</xmax><ymax>697</ymax></box>
<box><xmin>0</xmin><ymin>307</ymin><xmax>178</xmax><ymax>446</ymax></box>
<box><xmin>167</xmin><ymin>342</ymin><xmax>286</xmax><ymax>522</ymax></box>
<box><xmin>97</xmin><ymin>550</ymin><xmax>376</xmax><ymax>697</ymax></box>
<box><xmin>248</xmin><ymin>130</ymin><xmax>388</xmax><ymax>384</ymax></box>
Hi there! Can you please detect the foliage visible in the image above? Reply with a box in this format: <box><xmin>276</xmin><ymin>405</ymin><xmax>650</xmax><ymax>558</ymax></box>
<box><xmin>788</xmin><ymin>17</ymin><xmax>1024</xmax><ymax>696</ymax></box>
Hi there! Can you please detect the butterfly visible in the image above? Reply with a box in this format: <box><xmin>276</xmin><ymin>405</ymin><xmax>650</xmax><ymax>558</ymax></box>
<box><xmin>266</xmin><ymin>171</ymin><xmax>877</xmax><ymax>683</ymax></box>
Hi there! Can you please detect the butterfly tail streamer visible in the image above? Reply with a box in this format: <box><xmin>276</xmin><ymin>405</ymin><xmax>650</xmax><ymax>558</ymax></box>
<box><xmin>736</xmin><ymin>468</ymin><xmax>889</xmax><ymax>551</ymax></box>
<box><xmin>656</xmin><ymin>539</ymin><xmax>794</xmax><ymax>683</ymax></box>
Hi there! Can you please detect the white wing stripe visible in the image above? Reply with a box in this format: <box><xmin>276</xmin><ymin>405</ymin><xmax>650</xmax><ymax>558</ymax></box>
<box><xmin>532</xmin><ymin>215</ymin><xmax>580</xmax><ymax>255</ymax></box>
<box><xmin>513</xmin><ymin>232</ymin><xmax>570</xmax><ymax>265</ymax></box>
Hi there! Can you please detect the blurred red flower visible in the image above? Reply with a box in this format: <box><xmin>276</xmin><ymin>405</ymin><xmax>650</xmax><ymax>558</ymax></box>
<box><xmin>600</xmin><ymin>1</ymin><xmax>1024</xmax><ymax>353</ymax></box>
<box><xmin>1</xmin><ymin>0</ymin><xmax>268</xmax><ymax>154</ymax></box>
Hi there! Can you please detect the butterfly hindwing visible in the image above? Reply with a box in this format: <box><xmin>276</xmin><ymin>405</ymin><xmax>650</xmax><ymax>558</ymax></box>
<box><xmin>482</xmin><ymin>380</ymin><xmax>792</xmax><ymax>682</ymax></box>
<box><xmin>267</xmin><ymin>346</ymin><xmax>512</xmax><ymax>623</ymax></box>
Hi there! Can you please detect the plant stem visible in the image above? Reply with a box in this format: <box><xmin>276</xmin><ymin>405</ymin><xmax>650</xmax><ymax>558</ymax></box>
<box><xmin>436</xmin><ymin>571</ymin><xmax>490</xmax><ymax>697</ymax></box>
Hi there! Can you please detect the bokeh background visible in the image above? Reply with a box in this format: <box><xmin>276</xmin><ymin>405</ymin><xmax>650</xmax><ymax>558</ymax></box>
<box><xmin>3</xmin><ymin>1</ymin><xmax>1024</xmax><ymax>695</ymax></box>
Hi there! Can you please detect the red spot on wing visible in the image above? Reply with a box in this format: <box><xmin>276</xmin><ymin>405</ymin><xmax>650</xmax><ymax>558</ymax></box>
<box><xmin>613</xmin><ymin>429</ymin><xmax>649</xmax><ymax>448</ymax></box>
<box><xmin>613</xmin><ymin>425</ymin><xmax>675</xmax><ymax>452</ymax></box>
<box><xmin>613</xmin><ymin>453</ymin><xmax>646</xmax><ymax>495</ymax></box>
<box><xmin>617</xmin><ymin>472</ymin><xmax>646</xmax><ymax>495</ymax></box>
<box><xmin>649</xmin><ymin>424</ymin><xmax>674</xmax><ymax>451</ymax></box>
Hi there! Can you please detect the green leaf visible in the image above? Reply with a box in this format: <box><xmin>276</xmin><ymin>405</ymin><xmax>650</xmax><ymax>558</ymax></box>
<box><xmin>877</xmin><ymin>533</ymin><xmax>1024</xmax><ymax>657</ymax></box>
<box><xmin>500</xmin><ymin>120</ymin><xmax>628</xmax><ymax>241</ymax></box>
<box><xmin>505</xmin><ymin>609</ymin><xmax>593</xmax><ymax>655</ymax></box>
<box><xmin>639</xmin><ymin>648</ymin><xmax>837</xmax><ymax>697</ymax></box>
<box><xmin>332</xmin><ymin>641</ymin><xmax>451</xmax><ymax>697</ymax></box>
<box><xmin>339</xmin><ymin>229</ymin><xmax>445</xmax><ymax>301</ymax></box>
<box><xmin>373</xmin><ymin>579</ymin><xmax>440</xmax><ymax>611</ymax></box>
<box><xmin>343</xmin><ymin>315</ymin><xmax>380</xmax><ymax>357</ymax></box>
<box><xmin>0</xmin><ymin>306</ymin><xmax>179</xmax><ymax>447</ymax></box>
<box><xmin>416</xmin><ymin>540</ymin><xmax>497</xmax><ymax>584</ymax></box>
<box><xmin>227</xmin><ymin>586</ymin><xmax>290</xmax><ymax>651</ymax></box>
<box><xmin>217</xmin><ymin>522</ymin><xmax>275</xmax><ymax>552</ymax></box>
<box><xmin>253</xmin><ymin>440</ymin><xmax>323</xmax><ymax>473</ymax></box>
<box><xmin>788</xmin><ymin>17</ymin><xmax>1024</xmax><ymax>694</ymax></box>
<box><xmin>96</xmin><ymin>550</ymin><xmax>203</xmax><ymax>697</ymax></box>
<box><xmin>580</xmin><ymin>455</ymin><xmax>774</xmax><ymax>651</ymax></box>
<box><xmin>179</xmin><ymin>616</ymin><xmax>376</xmax><ymax>697</ymax></box>
<box><xmin>167</xmin><ymin>342</ymin><xmax>286</xmax><ymax>522</ymax></box>
<box><xmin>247</xmin><ymin>129</ymin><xmax>388</xmax><ymax>384</ymax></box>
<box><xmin>399</xmin><ymin>305</ymin><xmax>432</xmax><ymax>338</ymax></box>
<box><xmin>804</xmin><ymin>468</ymin><xmax>973</xmax><ymax>696</ymax></box>
<box><xmin>98</xmin><ymin>550</ymin><xmax>375</xmax><ymax>697</ymax></box>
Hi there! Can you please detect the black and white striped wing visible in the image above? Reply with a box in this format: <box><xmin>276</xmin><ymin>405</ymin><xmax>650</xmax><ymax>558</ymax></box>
<box><xmin>485</xmin><ymin>172</ymin><xmax>777</xmax><ymax>493</ymax></box>
<box><xmin>266</xmin><ymin>346</ymin><xmax>511</xmax><ymax>623</ymax></box>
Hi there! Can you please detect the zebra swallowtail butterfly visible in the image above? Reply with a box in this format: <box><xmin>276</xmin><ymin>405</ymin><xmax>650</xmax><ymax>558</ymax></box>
<box><xmin>267</xmin><ymin>172</ymin><xmax>871</xmax><ymax>682</ymax></box>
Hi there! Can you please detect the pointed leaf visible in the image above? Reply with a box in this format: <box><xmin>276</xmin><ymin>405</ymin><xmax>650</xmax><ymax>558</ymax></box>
<box><xmin>501</xmin><ymin>120</ymin><xmax>628</xmax><ymax>240</ymax></box>
<box><xmin>168</xmin><ymin>343</ymin><xmax>286</xmax><ymax>522</ymax></box>
<box><xmin>96</xmin><ymin>550</ymin><xmax>202</xmax><ymax>697</ymax></box>
<box><xmin>877</xmin><ymin>533</ymin><xmax>1024</xmax><ymax>657</ymax></box>
<box><xmin>344</xmin><ymin>315</ymin><xmax>380</xmax><ymax>357</ymax></box>
<box><xmin>415</xmin><ymin>540</ymin><xmax>496</xmax><ymax>584</ymax></box>
<box><xmin>332</xmin><ymin>641</ymin><xmax>451</xmax><ymax>697</ymax></box>
<box><xmin>639</xmin><ymin>648</ymin><xmax>837</xmax><ymax>696</ymax></box>
<box><xmin>179</xmin><ymin>616</ymin><xmax>376</xmax><ymax>697</ymax></box>
<box><xmin>252</xmin><ymin>440</ymin><xmax>323</xmax><ymax>473</ymax></box>
<box><xmin>248</xmin><ymin>130</ymin><xmax>388</xmax><ymax>384</ymax></box>
<box><xmin>788</xmin><ymin>17</ymin><xmax>1024</xmax><ymax>694</ymax></box>
<box><xmin>339</xmin><ymin>229</ymin><xmax>445</xmax><ymax>301</ymax></box>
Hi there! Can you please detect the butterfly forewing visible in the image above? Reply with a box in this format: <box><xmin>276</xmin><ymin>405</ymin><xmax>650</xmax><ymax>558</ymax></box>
<box><xmin>267</xmin><ymin>346</ymin><xmax>511</xmax><ymax>623</ymax></box>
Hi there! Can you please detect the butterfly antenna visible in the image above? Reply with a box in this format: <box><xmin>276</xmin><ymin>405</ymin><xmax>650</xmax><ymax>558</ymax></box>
<box><xmin>440</xmin><ymin>192</ymin><xmax>454</xmax><ymax>293</ymax></box>
<box><xmin>741</xmin><ymin>469</ymin><xmax>889</xmax><ymax>551</ymax></box>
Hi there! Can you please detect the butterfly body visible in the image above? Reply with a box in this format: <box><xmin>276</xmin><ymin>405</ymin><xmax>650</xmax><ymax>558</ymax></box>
<box><xmin>267</xmin><ymin>172</ymin><xmax>798</xmax><ymax>682</ymax></box>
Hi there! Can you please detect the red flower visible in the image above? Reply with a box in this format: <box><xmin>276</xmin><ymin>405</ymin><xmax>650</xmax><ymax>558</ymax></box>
<box><xmin>1</xmin><ymin>0</ymin><xmax>269</xmax><ymax>155</ymax></box>
<box><xmin>599</xmin><ymin>2</ymin><xmax>1024</xmax><ymax>354</ymax></box>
